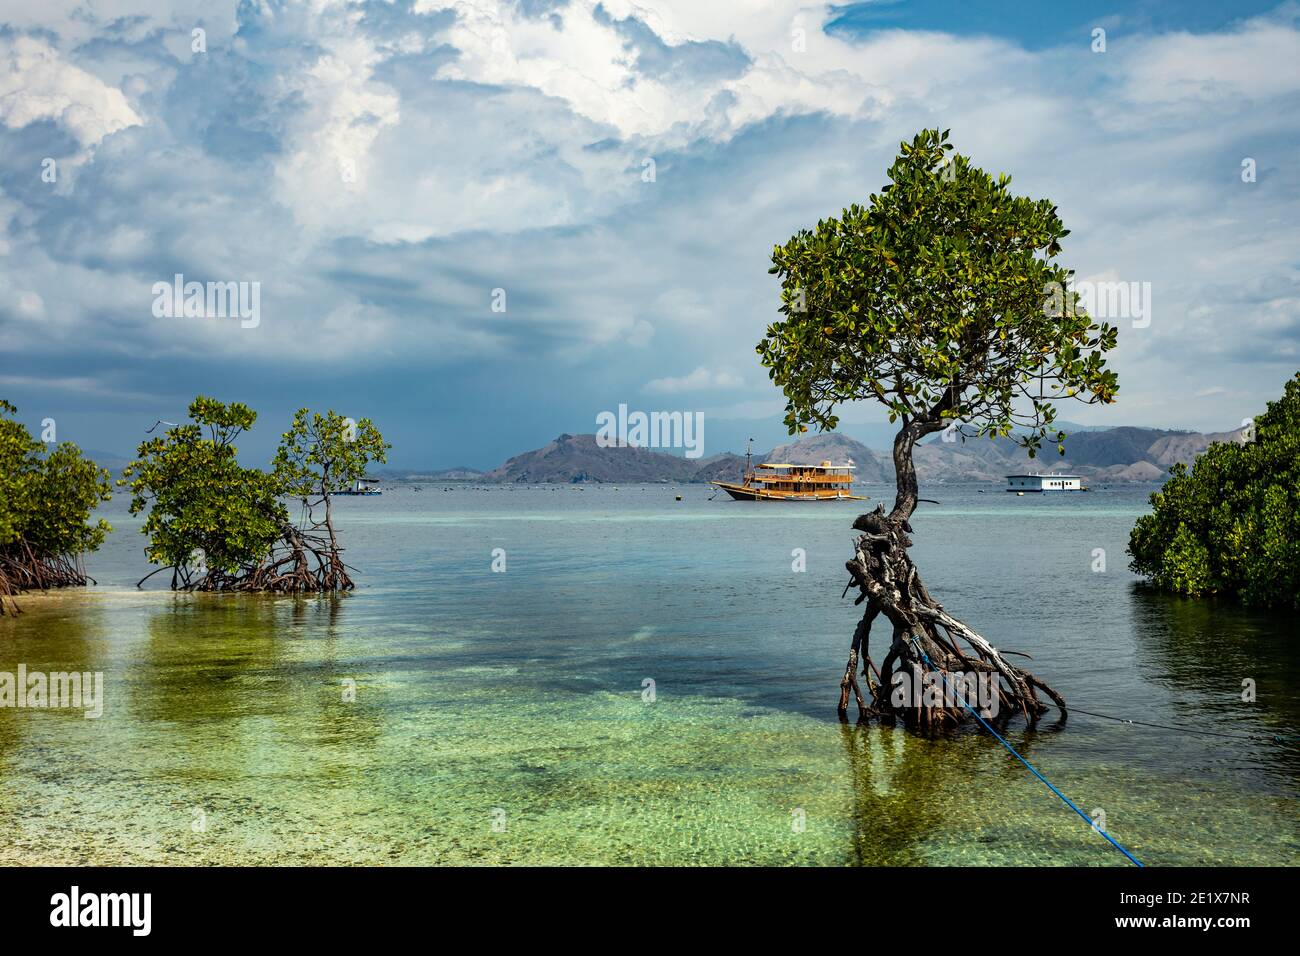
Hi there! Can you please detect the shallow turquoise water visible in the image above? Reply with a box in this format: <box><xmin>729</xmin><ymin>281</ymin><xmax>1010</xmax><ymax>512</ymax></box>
<box><xmin>1</xmin><ymin>483</ymin><xmax>1297</xmax><ymax>865</ymax></box>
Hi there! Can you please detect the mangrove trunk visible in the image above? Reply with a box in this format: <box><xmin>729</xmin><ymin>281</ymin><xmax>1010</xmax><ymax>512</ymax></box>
<box><xmin>837</xmin><ymin>419</ymin><xmax>1066</xmax><ymax>730</ymax></box>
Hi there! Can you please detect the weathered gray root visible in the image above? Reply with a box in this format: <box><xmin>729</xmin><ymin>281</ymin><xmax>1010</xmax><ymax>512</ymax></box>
<box><xmin>837</xmin><ymin>504</ymin><xmax>1066</xmax><ymax>730</ymax></box>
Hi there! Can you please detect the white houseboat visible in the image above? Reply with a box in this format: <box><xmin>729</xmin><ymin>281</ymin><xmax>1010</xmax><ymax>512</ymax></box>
<box><xmin>334</xmin><ymin>477</ymin><xmax>383</xmax><ymax>496</ymax></box>
<box><xmin>1005</xmin><ymin>473</ymin><xmax>1085</xmax><ymax>492</ymax></box>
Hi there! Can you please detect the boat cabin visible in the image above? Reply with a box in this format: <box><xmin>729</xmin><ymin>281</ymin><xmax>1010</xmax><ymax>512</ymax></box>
<box><xmin>711</xmin><ymin>459</ymin><xmax>864</xmax><ymax>501</ymax></box>
<box><xmin>335</xmin><ymin>477</ymin><xmax>383</xmax><ymax>496</ymax></box>
<box><xmin>752</xmin><ymin>461</ymin><xmax>855</xmax><ymax>494</ymax></box>
<box><xmin>1005</xmin><ymin>474</ymin><xmax>1083</xmax><ymax>492</ymax></box>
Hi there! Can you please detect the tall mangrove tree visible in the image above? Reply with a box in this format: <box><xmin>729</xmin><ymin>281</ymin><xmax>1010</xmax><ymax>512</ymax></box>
<box><xmin>758</xmin><ymin>129</ymin><xmax>1120</xmax><ymax>729</ymax></box>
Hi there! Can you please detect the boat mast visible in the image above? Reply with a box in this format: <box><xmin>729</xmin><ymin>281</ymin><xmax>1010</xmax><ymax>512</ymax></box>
<box><xmin>745</xmin><ymin>437</ymin><xmax>754</xmax><ymax>482</ymax></box>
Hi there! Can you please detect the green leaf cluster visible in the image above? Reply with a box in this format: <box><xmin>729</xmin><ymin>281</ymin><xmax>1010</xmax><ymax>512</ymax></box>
<box><xmin>757</xmin><ymin>129</ymin><xmax>1118</xmax><ymax>455</ymax></box>
<box><xmin>0</xmin><ymin>399</ymin><xmax>112</xmax><ymax>557</ymax></box>
<box><xmin>272</xmin><ymin>409</ymin><xmax>390</xmax><ymax>500</ymax></box>
<box><xmin>121</xmin><ymin>398</ymin><xmax>390</xmax><ymax>580</ymax></box>
<box><xmin>1128</xmin><ymin>373</ymin><xmax>1300</xmax><ymax>609</ymax></box>
<box><xmin>120</xmin><ymin>397</ymin><xmax>286</xmax><ymax>575</ymax></box>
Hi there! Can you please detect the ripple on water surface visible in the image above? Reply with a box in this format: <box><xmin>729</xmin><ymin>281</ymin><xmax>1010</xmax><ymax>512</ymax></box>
<box><xmin>2</xmin><ymin>486</ymin><xmax>1297</xmax><ymax>865</ymax></box>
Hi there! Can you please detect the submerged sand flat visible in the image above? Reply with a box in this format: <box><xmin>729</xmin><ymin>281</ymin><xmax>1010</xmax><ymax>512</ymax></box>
<box><xmin>2</xmin><ymin>486</ymin><xmax>1297</xmax><ymax>866</ymax></box>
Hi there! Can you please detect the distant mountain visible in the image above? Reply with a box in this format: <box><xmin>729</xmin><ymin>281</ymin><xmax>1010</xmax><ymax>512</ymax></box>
<box><xmin>80</xmin><ymin>448</ymin><xmax>134</xmax><ymax>474</ymax></box>
<box><xmin>915</xmin><ymin>424</ymin><xmax>1249</xmax><ymax>483</ymax></box>
<box><xmin>690</xmin><ymin>452</ymin><xmax>750</xmax><ymax>484</ymax></box>
<box><xmin>430</xmin><ymin>467</ymin><xmax>487</xmax><ymax>480</ymax></box>
<box><xmin>767</xmin><ymin>432</ymin><xmax>867</xmax><ymax>465</ymax></box>
<box><xmin>68</xmin><ymin>421</ymin><xmax>1245</xmax><ymax>488</ymax></box>
<box><xmin>766</xmin><ymin>433</ymin><xmax>893</xmax><ymax>482</ymax></box>
<box><xmin>378</xmin><ymin>466</ymin><xmax>486</xmax><ymax>481</ymax></box>
<box><xmin>465</xmin><ymin>424</ymin><xmax>1253</xmax><ymax>485</ymax></box>
<box><xmin>1044</xmin><ymin>426</ymin><xmax>1191</xmax><ymax>467</ymax></box>
<box><xmin>1146</xmin><ymin>428</ymin><xmax>1245</xmax><ymax>467</ymax></box>
<box><xmin>483</xmin><ymin>433</ymin><xmax>700</xmax><ymax>483</ymax></box>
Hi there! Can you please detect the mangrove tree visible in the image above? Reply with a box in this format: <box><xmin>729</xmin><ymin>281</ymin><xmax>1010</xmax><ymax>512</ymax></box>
<box><xmin>758</xmin><ymin>129</ymin><xmax>1120</xmax><ymax>729</ymax></box>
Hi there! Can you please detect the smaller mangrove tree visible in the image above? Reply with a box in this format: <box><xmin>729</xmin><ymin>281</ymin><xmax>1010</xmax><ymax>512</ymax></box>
<box><xmin>0</xmin><ymin>399</ymin><xmax>112</xmax><ymax>614</ymax></box>
<box><xmin>121</xmin><ymin>396</ymin><xmax>388</xmax><ymax>592</ymax></box>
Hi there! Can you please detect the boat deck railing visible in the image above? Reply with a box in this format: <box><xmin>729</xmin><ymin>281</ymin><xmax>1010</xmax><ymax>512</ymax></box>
<box><xmin>748</xmin><ymin>472</ymin><xmax>854</xmax><ymax>485</ymax></box>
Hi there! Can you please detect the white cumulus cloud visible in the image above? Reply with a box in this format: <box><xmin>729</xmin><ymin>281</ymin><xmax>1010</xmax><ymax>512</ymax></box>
<box><xmin>645</xmin><ymin>366</ymin><xmax>744</xmax><ymax>394</ymax></box>
<box><xmin>0</xmin><ymin>36</ymin><xmax>141</xmax><ymax>146</ymax></box>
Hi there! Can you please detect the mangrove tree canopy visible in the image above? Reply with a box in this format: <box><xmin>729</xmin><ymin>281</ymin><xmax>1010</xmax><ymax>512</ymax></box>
<box><xmin>759</xmin><ymin>127</ymin><xmax>1119</xmax><ymax>520</ymax></box>
<box><xmin>1128</xmin><ymin>372</ymin><xmax>1300</xmax><ymax>609</ymax></box>
<box><xmin>0</xmin><ymin>399</ymin><xmax>112</xmax><ymax>612</ymax></box>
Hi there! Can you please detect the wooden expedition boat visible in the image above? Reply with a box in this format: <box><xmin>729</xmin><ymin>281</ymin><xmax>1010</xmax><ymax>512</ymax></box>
<box><xmin>711</xmin><ymin>444</ymin><xmax>866</xmax><ymax>501</ymax></box>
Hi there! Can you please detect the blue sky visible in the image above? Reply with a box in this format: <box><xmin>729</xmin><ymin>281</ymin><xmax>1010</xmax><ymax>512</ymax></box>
<box><xmin>1</xmin><ymin>0</ymin><xmax>1298</xmax><ymax>468</ymax></box>
<box><xmin>824</xmin><ymin>1</ymin><xmax>1285</xmax><ymax>47</ymax></box>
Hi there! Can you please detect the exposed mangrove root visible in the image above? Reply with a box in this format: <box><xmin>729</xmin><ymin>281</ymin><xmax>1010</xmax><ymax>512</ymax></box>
<box><xmin>0</xmin><ymin>541</ymin><xmax>95</xmax><ymax>615</ymax></box>
<box><xmin>135</xmin><ymin>520</ymin><xmax>356</xmax><ymax>593</ymax></box>
<box><xmin>837</xmin><ymin>503</ymin><xmax>1066</xmax><ymax>731</ymax></box>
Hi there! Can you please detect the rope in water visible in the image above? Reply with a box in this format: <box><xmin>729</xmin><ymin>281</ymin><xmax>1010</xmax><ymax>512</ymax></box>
<box><xmin>909</xmin><ymin>638</ymin><xmax>1144</xmax><ymax>867</ymax></box>
<box><xmin>1066</xmin><ymin>706</ymin><xmax>1297</xmax><ymax>742</ymax></box>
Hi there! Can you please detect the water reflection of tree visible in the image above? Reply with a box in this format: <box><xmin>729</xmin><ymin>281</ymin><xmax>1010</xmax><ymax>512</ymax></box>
<box><xmin>0</xmin><ymin>596</ymin><xmax>106</xmax><ymax>771</ymax></box>
<box><xmin>133</xmin><ymin>594</ymin><xmax>384</xmax><ymax>769</ymax></box>
<box><xmin>838</xmin><ymin>715</ymin><xmax>1070</xmax><ymax>865</ymax></box>
<box><xmin>1129</xmin><ymin>588</ymin><xmax>1300</xmax><ymax>736</ymax></box>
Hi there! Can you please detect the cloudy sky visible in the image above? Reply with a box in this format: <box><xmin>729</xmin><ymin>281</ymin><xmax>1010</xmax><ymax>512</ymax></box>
<box><xmin>1</xmin><ymin>0</ymin><xmax>1298</xmax><ymax>468</ymax></box>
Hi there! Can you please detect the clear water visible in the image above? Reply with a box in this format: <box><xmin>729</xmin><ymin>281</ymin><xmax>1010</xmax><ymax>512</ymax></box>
<box><xmin>2</xmin><ymin>483</ymin><xmax>1297</xmax><ymax>865</ymax></box>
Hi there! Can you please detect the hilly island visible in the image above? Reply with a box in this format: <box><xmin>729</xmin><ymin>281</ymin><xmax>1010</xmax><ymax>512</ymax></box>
<box><xmin>389</xmin><ymin>424</ymin><xmax>1249</xmax><ymax>485</ymax></box>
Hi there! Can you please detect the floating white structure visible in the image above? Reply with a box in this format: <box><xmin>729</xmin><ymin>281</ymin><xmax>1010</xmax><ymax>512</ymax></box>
<box><xmin>1005</xmin><ymin>473</ymin><xmax>1084</xmax><ymax>492</ymax></box>
<box><xmin>335</xmin><ymin>477</ymin><xmax>382</xmax><ymax>496</ymax></box>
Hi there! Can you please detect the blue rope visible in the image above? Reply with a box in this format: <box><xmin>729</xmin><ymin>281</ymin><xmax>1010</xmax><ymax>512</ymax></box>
<box><xmin>1068</xmin><ymin>706</ymin><xmax>1298</xmax><ymax>743</ymax></box>
<box><xmin>910</xmin><ymin>641</ymin><xmax>1144</xmax><ymax>867</ymax></box>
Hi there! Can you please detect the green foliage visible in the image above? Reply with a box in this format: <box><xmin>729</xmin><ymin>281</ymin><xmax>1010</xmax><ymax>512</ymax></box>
<box><xmin>121</xmin><ymin>396</ymin><xmax>286</xmax><ymax>576</ymax></box>
<box><xmin>23</xmin><ymin>443</ymin><xmax>114</xmax><ymax>556</ymax></box>
<box><xmin>272</xmin><ymin>409</ymin><xmax>389</xmax><ymax>501</ymax></box>
<box><xmin>1128</xmin><ymin>373</ymin><xmax>1300</xmax><ymax>609</ymax></box>
<box><xmin>757</xmin><ymin>129</ymin><xmax>1118</xmax><ymax>456</ymax></box>
<box><xmin>122</xmin><ymin>399</ymin><xmax>389</xmax><ymax>587</ymax></box>
<box><xmin>0</xmin><ymin>399</ymin><xmax>40</xmax><ymax>546</ymax></box>
<box><xmin>0</xmin><ymin>399</ymin><xmax>111</xmax><ymax>557</ymax></box>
